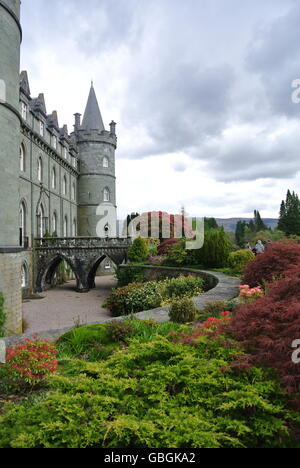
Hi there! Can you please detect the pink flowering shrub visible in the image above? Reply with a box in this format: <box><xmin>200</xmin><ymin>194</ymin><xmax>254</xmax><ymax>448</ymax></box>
<box><xmin>239</xmin><ymin>285</ymin><xmax>264</xmax><ymax>304</ymax></box>
<box><xmin>5</xmin><ymin>335</ymin><xmax>58</xmax><ymax>388</ymax></box>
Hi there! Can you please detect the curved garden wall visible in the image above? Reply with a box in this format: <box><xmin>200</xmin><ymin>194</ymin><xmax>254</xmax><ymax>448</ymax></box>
<box><xmin>2</xmin><ymin>266</ymin><xmax>240</xmax><ymax>350</ymax></box>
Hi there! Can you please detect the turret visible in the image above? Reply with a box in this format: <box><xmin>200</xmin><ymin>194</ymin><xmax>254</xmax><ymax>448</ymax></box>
<box><xmin>75</xmin><ymin>84</ymin><xmax>117</xmax><ymax>237</ymax></box>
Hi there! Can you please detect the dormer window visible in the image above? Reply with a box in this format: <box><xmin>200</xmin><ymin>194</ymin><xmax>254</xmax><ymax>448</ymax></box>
<box><xmin>21</xmin><ymin>102</ymin><xmax>27</xmax><ymax>120</ymax></box>
<box><xmin>64</xmin><ymin>147</ymin><xmax>68</xmax><ymax>159</ymax></box>
<box><xmin>39</xmin><ymin>121</ymin><xmax>44</xmax><ymax>137</ymax></box>
<box><xmin>53</xmin><ymin>136</ymin><xmax>57</xmax><ymax>150</ymax></box>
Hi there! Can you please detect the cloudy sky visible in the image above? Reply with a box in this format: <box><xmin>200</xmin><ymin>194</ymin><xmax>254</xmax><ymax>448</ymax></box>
<box><xmin>20</xmin><ymin>0</ymin><xmax>300</xmax><ymax>220</ymax></box>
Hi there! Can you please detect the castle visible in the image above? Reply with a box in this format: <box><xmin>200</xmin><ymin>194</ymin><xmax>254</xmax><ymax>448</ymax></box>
<box><xmin>0</xmin><ymin>0</ymin><xmax>118</xmax><ymax>334</ymax></box>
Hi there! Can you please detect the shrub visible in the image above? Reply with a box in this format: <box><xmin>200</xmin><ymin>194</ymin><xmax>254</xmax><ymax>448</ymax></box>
<box><xmin>0</xmin><ymin>292</ymin><xmax>6</xmax><ymax>338</ymax></box>
<box><xmin>198</xmin><ymin>300</ymin><xmax>229</xmax><ymax>321</ymax></box>
<box><xmin>3</xmin><ymin>337</ymin><xmax>58</xmax><ymax>390</ymax></box>
<box><xmin>165</xmin><ymin>240</ymin><xmax>188</xmax><ymax>266</ymax></box>
<box><xmin>169</xmin><ymin>298</ymin><xmax>197</xmax><ymax>323</ymax></box>
<box><xmin>192</xmin><ymin>228</ymin><xmax>231</xmax><ymax>268</ymax></box>
<box><xmin>242</xmin><ymin>240</ymin><xmax>300</xmax><ymax>287</ymax></box>
<box><xmin>230</xmin><ymin>268</ymin><xmax>300</xmax><ymax>403</ymax></box>
<box><xmin>157</xmin><ymin>238</ymin><xmax>180</xmax><ymax>256</ymax></box>
<box><xmin>239</xmin><ymin>285</ymin><xmax>264</xmax><ymax>304</ymax></box>
<box><xmin>128</xmin><ymin>237</ymin><xmax>149</xmax><ymax>263</ymax></box>
<box><xmin>105</xmin><ymin>321</ymin><xmax>135</xmax><ymax>343</ymax></box>
<box><xmin>0</xmin><ymin>336</ymin><xmax>298</xmax><ymax>448</ymax></box>
<box><xmin>115</xmin><ymin>266</ymin><xmax>145</xmax><ymax>287</ymax></box>
<box><xmin>228</xmin><ymin>250</ymin><xmax>255</xmax><ymax>274</ymax></box>
<box><xmin>163</xmin><ymin>275</ymin><xmax>203</xmax><ymax>300</ymax></box>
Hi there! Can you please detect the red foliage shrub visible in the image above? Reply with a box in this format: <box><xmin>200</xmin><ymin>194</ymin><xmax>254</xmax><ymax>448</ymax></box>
<box><xmin>230</xmin><ymin>272</ymin><xmax>300</xmax><ymax>403</ymax></box>
<box><xmin>5</xmin><ymin>335</ymin><xmax>58</xmax><ymax>388</ymax></box>
<box><xmin>157</xmin><ymin>238</ymin><xmax>180</xmax><ymax>255</ymax></box>
<box><xmin>242</xmin><ymin>241</ymin><xmax>300</xmax><ymax>287</ymax></box>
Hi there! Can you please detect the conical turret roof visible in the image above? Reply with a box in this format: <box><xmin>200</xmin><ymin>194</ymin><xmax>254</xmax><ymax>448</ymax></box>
<box><xmin>81</xmin><ymin>83</ymin><xmax>105</xmax><ymax>131</ymax></box>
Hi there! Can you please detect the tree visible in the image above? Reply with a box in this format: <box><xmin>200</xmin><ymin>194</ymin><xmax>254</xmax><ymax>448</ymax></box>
<box><xmin>235</xmin><ymin>221</ymin><xmax>247</xmax><ymax>248</ymax></box>
<box><xmin>193</xmin><ymin>228</ymin><xmax>231</xmax><ymax>268</ymax></box>
<box><xmin>204</xmin><ymin>218</ymin><xmax>218</xmax><ymax>231</ymax></box>
<box><xmin>128</xmin><ymin>237</ymin><xmax>149</xmax><ymax>263</ymax></box>
<box><xmin>254</xmin><ymin>210</ymin><xmax>267</xmax><ymax>232</ymax></box>
<box><xmin>278</xmin><ymin>190</ymin><xmax>300</xmax><ymax>236</ymax></box>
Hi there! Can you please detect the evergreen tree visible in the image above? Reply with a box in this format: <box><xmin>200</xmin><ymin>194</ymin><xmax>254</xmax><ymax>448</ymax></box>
<box><xmin>278</xmin><ymin>191</ymin><xmax>300</xmax><ymax>236</ymax></box>
<box><xmin>235</xmin><ymin>221</ymin><xmax>247</xmax><ymax>247</ymax></box>
<box><xmin>204</xmin><ymin>218</ymin><xmax>218</xmax><ymax>231</ymax></box>
<box><xmin>254</xmin><ymin>210</ymin><xmax>267</xmax><ymax>232</ymax></box>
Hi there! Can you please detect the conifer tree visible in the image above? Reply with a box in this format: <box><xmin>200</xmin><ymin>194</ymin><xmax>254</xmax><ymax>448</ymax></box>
<box><xmin>278</xmin><ymin>190</ymin><xmax>300</xmax><ymax>236</ymax></box>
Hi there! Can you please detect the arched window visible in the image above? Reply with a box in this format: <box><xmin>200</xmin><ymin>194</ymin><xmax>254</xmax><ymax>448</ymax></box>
<box><xmin>51</xmin><ymin>167</ymin><xmax>57</xmax><ymax>190</ymax></box>
<box><xmin>20</xmin><ymin>144</ymin><xmax>25</xmax><ymax>172</ymax></box>
<box><xmin>37</xmin><ymin>203</ymin><xmax>45</xmax><ymax>237</ymax></box>
<box><xmin>53</xmin><ymin>135</ymin><xmax>57</xmax><ymax>150</ymax></box>
<box><xmin>38</xmin><ymin>157</ymin><xmax>43</xmax><ymax>182</ymax></box>
<box><xmin>63</xmin><ymin>216</ymin><xmax>68</xmax><ymax>238</ymax></box>
<box><xmin>63</xmin><ymin>175</ymin><xmax>67</xmax><ymax>196</ymax></box>
<box><xmin>21</xmin><ymin>263</ymin><xmax>28</xmax><ymax>289</ymax></box>
<box><xmin>103</xmin><ymin>188</ymin><xmax>110</xmax><ymax>202</ymax></box>
<box><xmin>19</xmin><ymin>201</ymin><xmax>26</xmax><ymax>246</ymax></box>
<box><xmin>103</xmin><ymin>157</ymin><xmax>109</xmax><ymax>168</ymax></box>
<box><xmin>72</xmin><ymin>219</ymin><xmax>77</xmax><ymax>236</ymax></box>
<box><xmin>52</xmin><ymin>212</ymin><xmax>57</xmax><ymax>235</ymax></box>
<box><xmin>72</xmin><ymin>182</ymin><xmax>76</xmax><ymax>201</ymax></box>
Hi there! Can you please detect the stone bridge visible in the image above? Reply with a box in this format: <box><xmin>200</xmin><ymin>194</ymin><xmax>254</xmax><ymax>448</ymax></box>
<box><xmin>34</xmin><ymin>237</ymin><xmax>132</xmax><ymax>293</ymax></box>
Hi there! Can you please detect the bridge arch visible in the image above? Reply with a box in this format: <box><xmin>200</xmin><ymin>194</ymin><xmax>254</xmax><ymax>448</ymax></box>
<box><xmin>87</xmin><ymin>254</ymin><xmax>116</xmax><ymax>289</ymax></box>
<box><xmin>36</xmin><ymin>254</ymin><xmax>82</xmax><ymax>293</ymax></box>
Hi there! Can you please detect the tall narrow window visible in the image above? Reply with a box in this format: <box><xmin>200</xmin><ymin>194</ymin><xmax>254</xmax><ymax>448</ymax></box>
<box><xmin>20</xmin><ymin>144</ymin><xmax>25</xmax><ymax>172</ymax></box>
<box><xmin>63</xmin><ymin>175</ymin><xmax>67</xmax><ymax>196</ymax></box>
<box><xmin>21</xmin><ymin>263</ymin><xmax>28</xmax><ymax>289</ymax></box>
<box><xmin>21</xmin><ymin>102</ymin><xmax>27</xmax><ymax>120</ymax></box>
<box><xmin>52</xmin><ymin>212</ymin><xmax>57</xmax><ymax>235</ymax></box>
<box><xmin>103</xmin><ymin>157</ymin><xmax>109</xmax><ymax>168</ymax></box>
<box><xmin>38</xmin><ymin>157</ymin><xmax>43</xmax><ymax>182</ymax></box>
<box><xmin>72</xmin><ymin>182</ymin><xmax>76</xmax><ymax>201</ymax></box>
<box><xmin>51</xmin><ymin>167</ymin><xmax>56</xmax><ymax>190</ymax></box>
<box><xmin>53</xmin><ymin>136</ymin><xmax>57</xmax><ymax>150</ymax></box>
<box><xmin>64</xmin><ymin>216</ymin><xmax>68</xmax><ymax>238</ymax></box>
<box><xmin>103</xmin><ymin>188</ymin><xmax>110</xmax><ymax>202</ymax></box>
<box><xmin>37</xmin><ymin>203</ymin><xmax>45</xmax><ymax>237</ymax></box>
<box><xmin>40</xmin><ymin>121</ymin><xmax>44</xmax><ymax>137</ymax></box>
<box><xmin>19</xmin><ymin>202</ymin><xmax>26</xmax><ymax>246</ymax></box>
<box><xmin>72</xmin><ymin>219</ymin><xmax>77</xmax><ymax>236</ymax></box>
<box><xmin>63</xmin><ymin>147</ymin><xmax>68</xmax><ymax>159</ymax></box>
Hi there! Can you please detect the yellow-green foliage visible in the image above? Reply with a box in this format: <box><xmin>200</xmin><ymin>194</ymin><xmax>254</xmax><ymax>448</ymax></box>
<box><xmin>0</xmin><ymin>335</ymin><xmax>298</xmax><ymax>448</ymax></box>
<box><xmin>228</xmin><ymin>250</ymin><xmax>255</xmax><ymax>274</ymax></box>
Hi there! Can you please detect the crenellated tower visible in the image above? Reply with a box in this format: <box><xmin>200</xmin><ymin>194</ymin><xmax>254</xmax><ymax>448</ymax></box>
<box><xmin>74</xmin><ymin>83</ymin><xmax>117</xmax><ymax>237</ymax></box>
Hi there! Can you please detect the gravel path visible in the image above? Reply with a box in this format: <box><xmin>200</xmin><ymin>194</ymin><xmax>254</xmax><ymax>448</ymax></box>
<box><xmin>22</xmin><ymin>275</ymin><xmax>116</xmax><ymax>333</ymax></box>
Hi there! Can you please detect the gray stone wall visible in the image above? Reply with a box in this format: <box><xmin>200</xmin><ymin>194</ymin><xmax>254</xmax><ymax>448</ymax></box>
<box><xmin>0</xmin><ymin>253</ymin><xmax>22</xmax><ymax>335</ymax></box>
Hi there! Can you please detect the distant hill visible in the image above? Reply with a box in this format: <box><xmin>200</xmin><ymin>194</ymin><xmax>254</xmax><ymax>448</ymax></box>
<box><xmin>215</xmin><ymin>218</ymin><xmax>278</xmax><ymax>233</ymax></box>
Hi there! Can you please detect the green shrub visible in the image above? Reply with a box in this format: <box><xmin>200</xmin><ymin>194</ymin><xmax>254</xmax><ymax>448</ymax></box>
<box><xmin>56</xmin><ymin>324</ymin><xmax>121</xmax><ymax>361</ymax></box>
<box><xmin>0</xmin><ymin>292</ymin><xmax>6</xmax><ymax>337</ymax></box>
<box><xmin>115</xmin><ymin>266</ymin><xmax>145</xmax><ymax>287</ymax></box>
<box><xmin>128</xmin><ymin>237</ymin><xmax>149</xmax><ymax>263</ymax></box>
<box><xmin>169</xmin><ymin>298</ymin><xmax>197</xmax><ymax>323</ymax></box>
<box><xmin>0</xmin><ymin>336</ymin><xmax>298</xmax><ymax>448</ymax></box>
<box><xmin>165</xmin><ymin>240</ymin><xmax>187</xmax><ymax>266</ymax></box>
<box><xmin>163</xmin><ymin>275</ymin><xmax>203</xmax><ymax>300</ymax></box>
<box><xmin>198</xmin><ymin>300</ymin><xmax>228</xmax><ymax>320</ymax></box>
<box><xmin>105</xmin><ymin>321</ymin><xmax>135</xmax><ymax>343</ymax></box>
<box><xmin>192</xmin><ymin>228</ymin><xmax>231</xmax><ymax>268</ymax></box>
<box><xmin>228</xmin><ymin>250</ymin><xmax>255</xmax><ymax>274</ymax></box>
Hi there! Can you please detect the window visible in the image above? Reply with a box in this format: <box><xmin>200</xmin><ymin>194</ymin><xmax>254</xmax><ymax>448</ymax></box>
<box><xmin>63</xmin><ymin>216</ymin><xmax>68</xmax><ymax>238</ymax></box>
<box><xmin>21</xmin><ymin>263</ymin><xmax>28</xmax><ymax>289</ymax></box>
<box><xmin>37</xmin><ymin>203</ymin><xmax>45</xmax><ymax>237</ymax></box>
<box><xmin>21</xmin><ymin>102</ymin><xmax>27</xmax><ymax>120</ymax></box>
<box><xmin>39</xmin><ymin>121</ymin><xmax>44</xmax><ymax>137</ymax></box>
<box><xmin>103</xmin><ymin>188</ymin><xmax>110</xmax><ymax>202</ymax></box>
<box><xmin>63</xmin><ymin>147</ymin><xmax>68</xmax><ymax>159</ymax></box>
<box><xmin>20</xmin><ymin>144</ymin><xmax>25</xmax><ymax>172</ymax></box>
<box><xmin>72</xmin><ymin>182</ymin><xmax>76</xmax><ymax>201</ymax></box>
<box><xmin>103</xmin><ymin>157</ymin><xmax>109</xmax><ymax>168</ymax></box>
<box><xmin>19</xmin><ymin>201</ymin><xmax>26</xmax><ymax>246</ymax></box>
<box><xmin>72</xmin><ymin>219</ymin><xmax>77</xmax><ymax>236</ymax></box>
<box><xmin>38</xmin><ymin>157</ymin><xmax>43</xmax><ymax>182</ymax></box>
<box><xmin>72</xmin><ymin>157</ymin><xmax>77</xmax><ymax>168</ymax></box>
<box><xmin>63</xmin><ymin>175</ymin><xmax>67</xmax><ymax>196</ymax></box>
<box><xmin>53</xmin><ymin>136</ymin><xmax>57</xmax><ymax>150</ymax></box>
<box><xmin>52</xmin><ymin>212</ymin><xmax>57</xmax><ymax>235</ymax></box>
<box><xmin>51</xmin><ymin>167</ymin><xmax>57</xmax><ymax>190</ymax></box>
